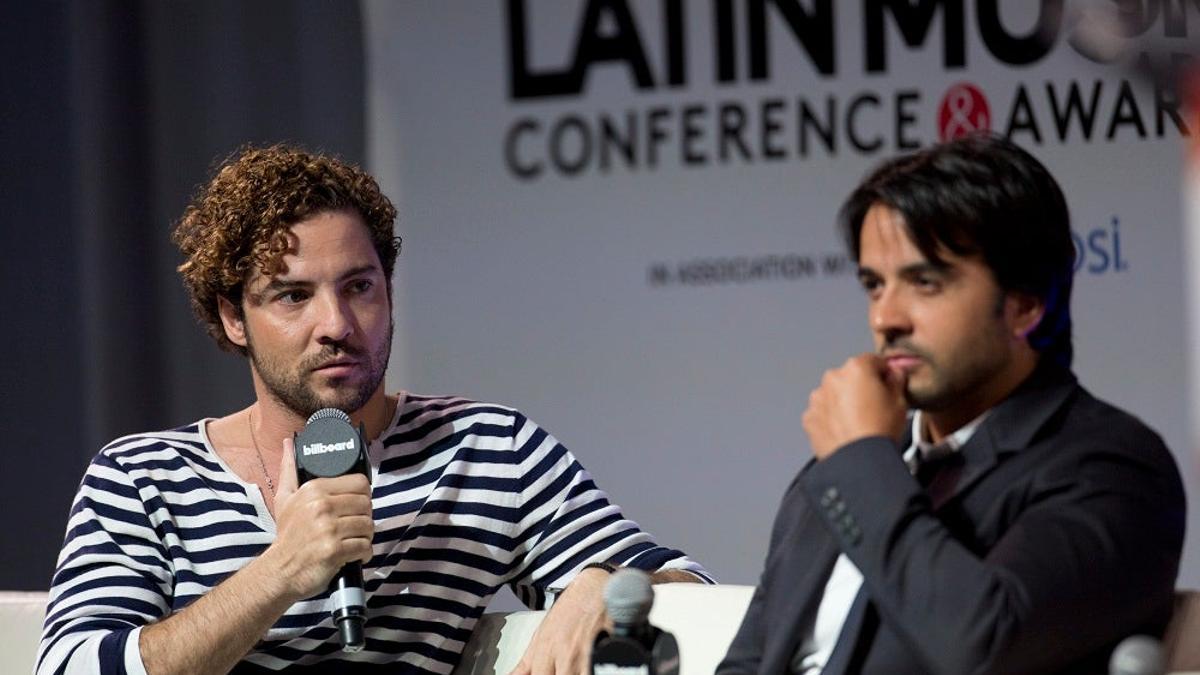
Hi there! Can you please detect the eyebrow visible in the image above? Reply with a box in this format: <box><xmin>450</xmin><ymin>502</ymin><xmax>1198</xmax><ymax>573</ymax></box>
<box><xmin>899</xmin><ymin>261</ymin><xmax>951</xmax><ymax>277</ymax></box>
<box><xmin>857</xmin><ymin>260</ymin><xmax>952</xmax><ymax>280</ymax></box>
<box><xmin>254</xmin><ymin>264</ymin><xmax>382</xmax><ymax>296</ymax></box>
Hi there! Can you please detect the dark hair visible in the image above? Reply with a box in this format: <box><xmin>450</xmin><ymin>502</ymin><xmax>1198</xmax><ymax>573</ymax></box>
<box><xmin>173</xmin><ymin>144</ymin><xmax>401</xmax><ymax>355</ymax></box>
<box><xmin>838</xmin><ymin>133</ymin><xmax>1074</xmax><ymax>367</ymax></box>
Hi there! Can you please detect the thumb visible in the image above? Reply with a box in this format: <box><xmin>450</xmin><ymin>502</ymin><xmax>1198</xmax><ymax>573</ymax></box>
<box><xmin>277</xmin><ymin>436</ymin><xmax>299</xmax><ymax>499</ymax></box>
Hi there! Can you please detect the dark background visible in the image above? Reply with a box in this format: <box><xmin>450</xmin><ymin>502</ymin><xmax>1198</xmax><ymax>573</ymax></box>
<box><xmin>2</xmin><ymin>1</ymin><xmax>366</xmax><ymax>590</ymax></box>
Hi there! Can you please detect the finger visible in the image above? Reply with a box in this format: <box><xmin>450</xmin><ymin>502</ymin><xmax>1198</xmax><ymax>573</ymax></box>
<box><xmin>510</xmin><ymin>634</ymin><xmax>541</xmax><ymax>675</ymax></box>
<box><xmin>884</xmin><ymin>364</ymin><xmax>908</xmax><ymax>394</ymax></box>
<box><xmin>575</xmin><ymin>641</ymin><xmax>592</xmax><ymax>675</ymax></box>
<box><xmin>863</xmin><ymin>352</ymin><xmax>889</xmax><ymax>372</ymax></box>
<box><xmin>337</xmin><ymin>514</ymin><xmax>375</xmax><ymax>541</ymax></box>
<box><xmin>322</xmin><ymin>492</ymin><xmax>373</xmax><ymax>516</ymax></box>
<box><xmin>277</xmin><ymin>436</ymin><xmax>299</xmax><ymax>498</ymax></box>
<box><xmin>342</xmin><ymin>536</ymin><xmax>375</xmax><ymax>566</ymax></box>
<box><xmin>315</xmin><ymin>473</ymin><xmax>372</xmax><ymax>496</ymax></box>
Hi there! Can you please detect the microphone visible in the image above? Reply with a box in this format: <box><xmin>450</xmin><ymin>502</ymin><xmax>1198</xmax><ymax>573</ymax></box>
<box><xmin>591</xmin><ymin>568</ymin><xmax>680</xmax><ymax>675</ymax></box>
<box><xmin>294</xmin><ymin>408</ymin><xmax>371</xmax><ymax>653</ymax></box>
<box><xmin>1109</xmin><ymin>635</ymin><xmax>1165</xmax><ymax>675</ymax></box>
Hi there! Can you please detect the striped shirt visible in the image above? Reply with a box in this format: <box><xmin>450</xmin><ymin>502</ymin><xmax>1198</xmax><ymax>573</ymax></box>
<box><xmin>38</xmin><ymin>393</ymin><xmax>710</xmax><ymax>674</ymax></box>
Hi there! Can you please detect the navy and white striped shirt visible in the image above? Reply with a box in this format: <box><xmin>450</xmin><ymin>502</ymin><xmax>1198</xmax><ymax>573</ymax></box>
<box><xmin>38</xmin><ymin>393</ymin><xmax>710</xmax><ymax>674</ymax></box>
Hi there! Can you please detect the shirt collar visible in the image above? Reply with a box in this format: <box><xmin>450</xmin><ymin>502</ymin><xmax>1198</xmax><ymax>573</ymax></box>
<box><xmin>902</xmin><ymin>409</ymin><xmax>991</xmax><ymax>474</ymax></box>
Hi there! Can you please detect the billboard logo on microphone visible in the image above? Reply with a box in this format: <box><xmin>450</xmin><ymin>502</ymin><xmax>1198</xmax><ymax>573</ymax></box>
<box><xmin>302</xmin><ymin>439</ymin><xmax>356</xmax><ymax>456</ymax></box>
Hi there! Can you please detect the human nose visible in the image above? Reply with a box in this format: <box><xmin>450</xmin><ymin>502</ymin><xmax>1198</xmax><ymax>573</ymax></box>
<box><xmin>870</xmin><ymin>286</ymin><xmax>911</xmax><ymax>344</ymax></box>
<box><xmin>313</xmin><ymin>290</ymin><xmax>354</xmax><ymax>344</ymax></box>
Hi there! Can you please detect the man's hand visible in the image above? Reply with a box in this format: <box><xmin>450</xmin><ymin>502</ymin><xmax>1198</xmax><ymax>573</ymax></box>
<box><xmin>510</xmin><ymin>568</ymin><xmax>610</xmax><ymax>675</ymax></box>
<box><xmin>803</xmin><ymin>354</ymin><xmax>907</xmax><ymax>459</ymax></box>
<box><xmin>259</xmin><ymin>438</ymin><xmax>375</xmax><ymax>602</ymax></box>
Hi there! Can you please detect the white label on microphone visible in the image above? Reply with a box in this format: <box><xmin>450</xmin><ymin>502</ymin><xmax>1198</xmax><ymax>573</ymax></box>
<box><xmin>331</xmin><ymin>586</ymin><xmax>366</xmax><ymax>610</ymax></box>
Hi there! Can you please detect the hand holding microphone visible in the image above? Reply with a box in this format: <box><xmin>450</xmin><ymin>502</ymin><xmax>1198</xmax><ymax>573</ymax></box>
<box><xmin>292</xmin><ymin>408</ymin><xmax>373</xmax><ymax>652</ymax></box>
<box><xmin>261</xmin><ymin>408</ymin><xmax>373</xmax><ymax>652</ymax></box>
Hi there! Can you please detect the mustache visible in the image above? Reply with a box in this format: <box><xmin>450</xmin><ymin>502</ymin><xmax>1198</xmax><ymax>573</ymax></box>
<box><xmin>301</xmin><ymin>343</ymin><xmax>364</xmax><ymax>371</ymax></box>
<box><xmin>878</xmin><ymin>338</ymin><xmax>932</xmax><ymax>362</ymax></box>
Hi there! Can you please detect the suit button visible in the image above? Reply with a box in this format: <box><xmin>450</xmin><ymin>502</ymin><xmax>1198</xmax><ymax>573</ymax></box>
<box><xmin>820</xmin><ymin>487</ymin><xmax>840</xmax><ymax>507</ymax></box>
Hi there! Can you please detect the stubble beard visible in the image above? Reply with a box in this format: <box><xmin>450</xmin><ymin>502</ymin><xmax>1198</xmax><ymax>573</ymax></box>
<box><xmin>895</xmin><ymin>298</ymin><xmax>1011</xmax><ymax>414</ymax></box>
<box><xmin>246</xmin><ymin>321</ymin><xmax>393</xmax><ymax>418</ymax></box>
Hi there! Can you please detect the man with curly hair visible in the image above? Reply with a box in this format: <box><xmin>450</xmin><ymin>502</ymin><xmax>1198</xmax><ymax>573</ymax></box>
<box><xmin>38</xmin><ymin>145</ymin><xmax>709</xmax><ymax>674</ymax></box>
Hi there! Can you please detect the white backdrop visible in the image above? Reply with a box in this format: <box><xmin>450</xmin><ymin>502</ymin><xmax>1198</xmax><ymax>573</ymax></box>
<box><xmin>365</xmin><ymin>0</ymin><xmax>1200</xmax><ymax>601</ymax></box>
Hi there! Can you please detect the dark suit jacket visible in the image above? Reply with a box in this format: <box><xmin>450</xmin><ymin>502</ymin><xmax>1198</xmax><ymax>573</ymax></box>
<box><xmin>719</xmin><ymin>366</ymin><xmax>1186</xmax><ymax>675</ymax></box>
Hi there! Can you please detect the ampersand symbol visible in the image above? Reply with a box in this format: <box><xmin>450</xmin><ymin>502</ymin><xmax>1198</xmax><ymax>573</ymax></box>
<box><xmin>938</xmin><ymin>83</ymin><xmax>991</xmax><ymax>141</ymax></box>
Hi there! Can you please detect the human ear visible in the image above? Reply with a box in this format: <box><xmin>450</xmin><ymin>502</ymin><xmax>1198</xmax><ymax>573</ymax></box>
<box><xmin>217</xmin><ymin>296</ymin><xmax>248</xmax><ymax>348</ymax></box>
<box><xmin>1006</xmin><ymin>292</ymin><xmax>1045</xmax><ymax>341</ymax></box>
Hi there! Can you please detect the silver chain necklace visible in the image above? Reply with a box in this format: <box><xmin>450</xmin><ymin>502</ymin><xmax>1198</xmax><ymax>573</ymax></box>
<box><xmin>247</xmin><ymin>409</ymin><xmax>276</xmax><ymax>497</ymax></box>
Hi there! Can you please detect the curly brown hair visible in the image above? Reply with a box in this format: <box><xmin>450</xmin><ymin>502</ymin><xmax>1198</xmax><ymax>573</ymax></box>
<box><xmin>173</xmin><ymin>144</ymin><xmax>401</xmax><ymax>355</ymax></box>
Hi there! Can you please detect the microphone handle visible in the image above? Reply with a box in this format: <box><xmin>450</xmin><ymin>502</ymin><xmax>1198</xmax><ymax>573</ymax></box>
<box><xmin>331</xmin><ymin>563</ymin><xmax>366</xmax><ymax>652</ymax></box>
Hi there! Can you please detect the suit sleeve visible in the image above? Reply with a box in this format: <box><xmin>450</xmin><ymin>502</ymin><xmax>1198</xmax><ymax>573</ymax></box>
<box><xmin>718</xmin><ymin>471</ymin><xmax>810</xmax><ymax>674</ymax></box>
<box><xmin>801</xmin><ymin>433</ymin><xmax>1184</xmax><ymax>675</ymax></box>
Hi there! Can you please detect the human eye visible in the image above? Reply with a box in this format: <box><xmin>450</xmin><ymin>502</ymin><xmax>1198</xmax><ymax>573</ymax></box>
<box><xmin>346</xmin><ymin>278</ymin><xmax>374</xmax><ymax>294</ymax></box>
<box><xmin>274</xmin><ymin>289</ymin><xmax>309</xmax><ymax>305</ymax></box>
<box><xmin>857</xmin><ymin>273</ymin><xmax>881</xmax><ymax>296</ymax></box>
<box><xmin>912</xmin><ymin>272</ymin><xmax>943</xmax><ymax>294</ymax></box>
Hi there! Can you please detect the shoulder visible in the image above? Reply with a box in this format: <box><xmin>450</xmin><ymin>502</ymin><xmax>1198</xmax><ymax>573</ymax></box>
<box><xmin>380</xmin><ymin>392</ymin><xmax>554</xmax><ymax>455</ymax></box>
<box><xmin>388</xmin><ymin>393</ymin><xmax>526</xmax><ymax>434</ymax></box>
<box><xmin>90</xmin><ymin>420</ymin><xmax>215</xmax><ymax>480</ymax></box>
<box><xmin>96</xmin><ymin>421</ymin><xmax>207</xmax><ymax>462</ymax></box>
<box><xmin>1056</xmin><ymin>385</ymin><xmax>1169</xmax><ymax>453</ymax></box>
<box><xmin>1033</xmin><ymin>382</ymin><xmax>1181</xmax><ymax>490</ymax></box>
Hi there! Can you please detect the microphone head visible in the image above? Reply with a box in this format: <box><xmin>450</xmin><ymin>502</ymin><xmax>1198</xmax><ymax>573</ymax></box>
<box><xmin>295</xmin><ymin>408</ymin><xmax>361</xmax><ymax>477</ymax></box>
<box><xmin>604</xmin><ymin>568</ymin><xmax>653</xmax><ymax>628</ymax></box>
<box><xmin>1109</xmin><ymin>635</ymin><xmax>1165</xmax><ymax>675</ymax></box>
<box><xmin>307</xmin><ymin>408</ymin><xmax>352</xmax><ymax>424</ymax></box>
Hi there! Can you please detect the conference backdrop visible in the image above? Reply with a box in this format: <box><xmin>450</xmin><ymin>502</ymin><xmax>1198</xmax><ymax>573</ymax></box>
<box><xmin>364</xmin><ymin>0</ymin><xmax>1200</xmax><ymax>595</ymax></box>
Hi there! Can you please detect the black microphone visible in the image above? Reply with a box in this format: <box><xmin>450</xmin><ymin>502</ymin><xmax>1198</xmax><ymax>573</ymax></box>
<box><xmin>294</xmin><ymin>408</ymin><xmax>371</xmax><ymax>653</ymax></box>
<box><xmin>1109</xmin><ymin>635</ymin><xmax>1165</xmax><ymax>675</ymax></box>
<box><xmin>591</xmin><ymin>568</ymin><xmax>680</xmax><ymax>675</ymax></box>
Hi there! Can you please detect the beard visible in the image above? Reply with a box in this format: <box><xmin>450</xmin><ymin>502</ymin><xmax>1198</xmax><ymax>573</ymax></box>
<box><xmin>883</xmin><ymin>290</ymin><xmax>1011</xmax><ymax>412</ymax></box>
<box><xmin>246</xmin><ymin>321</ymin><xmax>393</xmax><ymax>418</ymax></box>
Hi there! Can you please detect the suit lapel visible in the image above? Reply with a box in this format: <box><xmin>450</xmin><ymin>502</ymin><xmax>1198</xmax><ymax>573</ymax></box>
<box><xmin>936</xmin><ymin>365</ymin><xmax>1078</xmax><ymax>508</ymax></box>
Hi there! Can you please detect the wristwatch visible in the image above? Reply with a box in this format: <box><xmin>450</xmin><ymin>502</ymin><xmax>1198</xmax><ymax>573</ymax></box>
<box><xmin>580</xmin><ymin>561</ymin><xmax>618</xmax><ymax>574</ymax></box>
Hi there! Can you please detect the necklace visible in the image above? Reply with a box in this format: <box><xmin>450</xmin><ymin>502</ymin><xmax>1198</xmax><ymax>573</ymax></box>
<box><xmin>247</xmin><ymin>409</ymin><xmax>276</xmax><ymax>497</ymax></box>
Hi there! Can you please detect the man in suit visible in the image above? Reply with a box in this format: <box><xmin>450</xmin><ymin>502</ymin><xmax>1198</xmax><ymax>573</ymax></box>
<box><xmin>719</xmin><ymin>133</ymin><xmax>1186</xmax><ymax>674</ymax></box>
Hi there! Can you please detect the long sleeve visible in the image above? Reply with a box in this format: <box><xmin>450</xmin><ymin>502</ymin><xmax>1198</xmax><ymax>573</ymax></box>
<box><xmin>37</xmin><ymin>449</ymin><xmax>171</xmax><ymax>675</ymax></box>
<box><xmin>503</xmin><ymin>412</ymin><xmax>711</xmax><ymax>609</ymax></box>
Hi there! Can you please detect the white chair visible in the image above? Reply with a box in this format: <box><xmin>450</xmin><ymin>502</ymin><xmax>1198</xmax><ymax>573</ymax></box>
<box><xmin>0</xmin><ymin>591</ymin><xmax>48</xmax><ymax>674</ymax></box>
